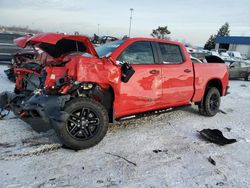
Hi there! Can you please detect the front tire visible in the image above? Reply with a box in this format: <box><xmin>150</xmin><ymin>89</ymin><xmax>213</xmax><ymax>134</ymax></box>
<box><xmin>53</xmin><ymin>98</ymin><xmax>109</xmax><ymax>150</ymax></box>
<box><xmin>199</xmin><ymin>87</ymin><xmax>221</xmax><ymax>117</ymax></box>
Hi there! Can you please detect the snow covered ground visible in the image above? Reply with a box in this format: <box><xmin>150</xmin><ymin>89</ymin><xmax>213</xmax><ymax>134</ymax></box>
<box><xmin>0</xmin><ymin>64</ymin><xmax>250</xmax><ymax>188</ymax></box>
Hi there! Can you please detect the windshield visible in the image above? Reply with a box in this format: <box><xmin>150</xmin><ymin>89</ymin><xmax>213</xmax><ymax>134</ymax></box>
<box><xmin>95</xmin><ymin>40</ymin><xmax>124</xmax><ymax>57</ymax></box>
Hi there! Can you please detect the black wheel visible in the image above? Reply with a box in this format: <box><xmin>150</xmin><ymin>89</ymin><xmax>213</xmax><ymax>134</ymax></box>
<box><xmin>53</xmin><ymin>98</ymin><xmax>109</xmax><ymax>150</ymax></box>
<box><xmin>245</xmin><ymin>73</ymin><xmax>250</xmax><ymax>81</ymax></box>
<box><xmin>198</xmin><ymin>87</ymin><xmax>221</xmax><ymax>117</ymax></box>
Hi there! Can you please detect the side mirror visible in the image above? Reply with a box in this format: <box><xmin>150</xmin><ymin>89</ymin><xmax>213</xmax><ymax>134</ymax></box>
<box><xmin>121</xmin><ymin>62</ymin><xmax>135</xmax><ymax>83</ymax></box>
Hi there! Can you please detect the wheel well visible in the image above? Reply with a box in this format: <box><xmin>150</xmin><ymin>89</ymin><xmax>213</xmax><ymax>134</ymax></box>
<box><xmin>101</xmin><ymin>86</ymin><xmax>115</xmax><ymax>123</ymax></box>
<box><xmin>205</xmin><ymin>79</ymin><xmax>223</xmax><ymax>96</ymax></box>
<box><xmin>87</xmin><ymin>84</ymin><xmax>115</xmax><ymax>123</ymax></box>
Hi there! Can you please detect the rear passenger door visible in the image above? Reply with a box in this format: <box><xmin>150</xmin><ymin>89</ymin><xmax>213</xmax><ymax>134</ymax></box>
<box><xmin>115</xmin><ymin>41</ymin><xmax>162</xmax><ymax>117</ymax></box>
<box><xmin>157</xmin><ymin>42</ymin><xmax>194</xmax><ymax>106</ymax></box>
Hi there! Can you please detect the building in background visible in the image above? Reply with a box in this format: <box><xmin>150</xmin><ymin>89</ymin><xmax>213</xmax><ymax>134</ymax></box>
<box><xmin>215</xmin><ymin>36</ymin><xmax>250</xmax><ymax>57</ymax></box>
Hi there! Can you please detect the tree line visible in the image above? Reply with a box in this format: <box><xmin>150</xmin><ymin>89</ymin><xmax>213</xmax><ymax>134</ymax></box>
<box><xmin>150</xmin><ymin>22</ymin><xmax>230</xmax><ymax>50</ymax></box>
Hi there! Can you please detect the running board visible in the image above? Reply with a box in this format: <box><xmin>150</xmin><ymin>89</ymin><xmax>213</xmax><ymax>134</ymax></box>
<box><xmin>116</xmin><ymin>107</ymin><xmax>174</xmax><ymax>121</ymax></box>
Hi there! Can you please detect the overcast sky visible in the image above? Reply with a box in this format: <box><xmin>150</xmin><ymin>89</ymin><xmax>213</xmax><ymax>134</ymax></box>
<box><xmin>0</xmin><ymin>0</ymin><xmax>250</xmax><ymax>46</ymax></box>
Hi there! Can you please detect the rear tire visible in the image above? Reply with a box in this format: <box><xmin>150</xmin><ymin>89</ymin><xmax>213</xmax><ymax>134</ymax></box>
<box><xmin>198</xmin><ymin>87</ymin><xmax>221</xmax><ymax>117</ymax></box>
<box><xmin>53</xmin><ymin>98</ymin><xmax>109</xmax><ymax>150</ymax></box>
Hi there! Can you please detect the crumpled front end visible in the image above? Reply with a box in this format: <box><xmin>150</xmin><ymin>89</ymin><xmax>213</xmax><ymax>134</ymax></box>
<box><xmin>19</xmin><ymin>94</ymin><xmax>70</xmax><ymax>132</ymax></box>
<box><xmin>0</xmin><ymin>90</ymin><xmax>70</xmax><ymax>132</ymax></box>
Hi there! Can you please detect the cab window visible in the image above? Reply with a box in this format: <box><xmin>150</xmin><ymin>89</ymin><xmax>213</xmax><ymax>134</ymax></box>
<box><xmin>118</xmin><ymin>41</ymin><xmax>155</xmax><ymax>64</ymax></box>
<box><xmin>159</xmin><ymin>43</ymin><xmax>184</xmax><ymax>64</ymax></box>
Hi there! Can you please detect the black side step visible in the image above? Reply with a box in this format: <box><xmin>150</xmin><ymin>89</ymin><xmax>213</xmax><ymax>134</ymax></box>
<box><xmin>116</xmin><ymin>107</ymin><xmax>174</xmax><ymax>121</ymax></box>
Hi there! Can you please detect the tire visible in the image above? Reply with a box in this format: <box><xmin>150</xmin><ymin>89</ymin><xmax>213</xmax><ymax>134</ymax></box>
<box><xmin>53</xmin><ymin>98</ymin><xmax>109</xmax><ymax>150</ymax></box>
<box><xmin>198</xmin><ymin>87</ymin><xmax>221</xmax><ymax>117</ymax></box>
<box><xmin>244</xmin><ymin>73</ymin><xmax>250</xmax><ymax>81</ymax></box>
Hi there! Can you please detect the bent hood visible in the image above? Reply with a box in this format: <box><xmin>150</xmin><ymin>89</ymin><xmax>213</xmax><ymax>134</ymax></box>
<box><xmin>14</xmin><ymin>35</ymin><xmax>33</xmax><ymax>48</ymax></box>
<box><xmin>14</xmin><ymin>33</ymin><xmax>98</xmax><ymax>58</ymax></box>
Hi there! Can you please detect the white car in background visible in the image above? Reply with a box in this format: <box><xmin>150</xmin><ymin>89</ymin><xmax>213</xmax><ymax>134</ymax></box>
<box><xmin>210</xmin><ymin>51</ymin><xmax>221</xmax><ymax>57</ymax></box>
<box><xmin>220</xmin><ymin>52</ymin><xmax>232</xmax><ymax>61</ymax></box>
<box><xmin>227</xmin><ymin>51</ymin><xmax>242</xmax><ymax>61</ymax></box>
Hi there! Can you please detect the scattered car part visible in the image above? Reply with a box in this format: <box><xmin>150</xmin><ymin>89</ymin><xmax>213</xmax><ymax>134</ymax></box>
<box><xmin>208</xmin><ymin>156</ymin><xmax>216</xmax><ymax>166</ymax></box>
<box><xmin>198</xmin><ymin>129</ymin><xmax>237</xmax><ymax>145</ymax></box>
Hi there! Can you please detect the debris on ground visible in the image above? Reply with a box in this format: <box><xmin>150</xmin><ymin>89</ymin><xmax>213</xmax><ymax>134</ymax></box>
<box><xmin>240</xmin><ymin>84</ymin><xmax>247</xmax><ymax>88</ymax></box>
<box><xmin>208</xmin><ymin>156</ymin><xmax>216</xmax><ymax>166</ymax></box>
<box><xmin>216</xmin><ymin>182</ymin><xmax>225</xmax><ymax>186</ymax></box>
<box><xmin>219</xmin><ymin>109</ymin><xmax>227</xmax><ymax>114</ymax></box>
<box><xmin>105</xmin><ymin>152</ymin><xmax>137</xmax><ymax>166</ymax></box>
<box><xmin>153</xmin><ymin>149</ymin><xmax>168</xmax><ymax>154</ymax></box>
<box><xmin>198</xmin><ymin>129</ymin><xmax>237</xmax><ymax>145</ymax></box>
<box><xmin>224</xmin><ymin>127</ymin><xmax>232</xmax><ymax>132</ymax></box>
<box><xmin>0</xmin><ymin>142</ymin><xmax>16</xmax><ymax>148</ymax></box>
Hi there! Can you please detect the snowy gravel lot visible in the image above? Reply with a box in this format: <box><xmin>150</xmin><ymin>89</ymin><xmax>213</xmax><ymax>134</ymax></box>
<box><xmin>0</xmin><ymin>64</ymin><xmax>250</xmax><ymax>188</ymax></box>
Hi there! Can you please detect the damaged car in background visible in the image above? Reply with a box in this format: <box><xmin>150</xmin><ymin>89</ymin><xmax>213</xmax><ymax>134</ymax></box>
<box><xmin>0</xmin><ymin>33</ymin><xmax>229</xmax><ymax>150</ymax></box>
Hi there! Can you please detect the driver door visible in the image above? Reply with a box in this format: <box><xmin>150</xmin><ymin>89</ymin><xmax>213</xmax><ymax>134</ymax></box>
<box><xmin>114</xmin><ymin>41</ymin><xmax>162</xmax><ymax>117</ymax></box>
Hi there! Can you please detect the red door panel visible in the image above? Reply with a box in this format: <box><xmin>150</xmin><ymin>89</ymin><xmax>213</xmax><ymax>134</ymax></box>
<box><xmin>161</xmin><ymin>62</ymin><xmax>194</xmax><ymax>107</ymax></box>
<box><xmin>114</xmin><ymin>65</ymin><xmax>162</xmax><ymax>117</ymax></box>
<box><xmin>157</xmin><ymin>42</ymin><xmax>194</xmax><ymax>107</ymax></box>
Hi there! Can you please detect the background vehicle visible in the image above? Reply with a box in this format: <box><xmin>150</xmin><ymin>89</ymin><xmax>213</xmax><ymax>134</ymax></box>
<box><xmin>220</xmin><ymin>52</ymin><xmax>232</xmax><ymax>61</ymax></box>
<box><xmin>191</xmin><ymin>56</ymin><xmax>203</xmax><ymax>63</ymax></box>
<box><xmin>0</xmin><ymin>33</ymin><xmax>229</xmax><ymax>150</ymax></box>
<box><xmin>0</xmin><ymin>33</ymin><xmax>24</xmax><ymax>63</ymax></box>
<box><xmin>227</xmin><ymin>51</ymin><xmax>243</xmax><ymax>61</ymax></box>
<box><xmin>228</xmin><ymin>61</ymin><xmax>250</xmax><ymax>81</ymax></box>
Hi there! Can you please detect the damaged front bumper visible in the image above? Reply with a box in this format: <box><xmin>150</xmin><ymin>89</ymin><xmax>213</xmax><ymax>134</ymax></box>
<box><xmin>0</xmin><ymin>91</ymin><xmax>70</xmax><ymax>132</ymax></box>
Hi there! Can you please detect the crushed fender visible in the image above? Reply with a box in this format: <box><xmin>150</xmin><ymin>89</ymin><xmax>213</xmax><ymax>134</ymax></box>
<box><xmin>198</xmin><ymin>129</ymin><xmax>237</xmax><ymax>145</ymax></box>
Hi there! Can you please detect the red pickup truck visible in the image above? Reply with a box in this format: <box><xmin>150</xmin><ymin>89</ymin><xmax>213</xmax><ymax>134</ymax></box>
<box><xmin>2</xmin><ymin>33</ymin><xmax>229</xmax><ymax>149</ymax></box>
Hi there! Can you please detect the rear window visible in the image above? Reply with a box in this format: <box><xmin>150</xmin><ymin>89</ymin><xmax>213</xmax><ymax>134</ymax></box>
<box><xmin>159</xmin><ymin>43</ymin><xmax>184</xmax><ymax>64</ymax></box>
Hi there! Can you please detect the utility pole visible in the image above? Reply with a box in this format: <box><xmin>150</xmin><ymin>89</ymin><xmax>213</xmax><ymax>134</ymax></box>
<box><xmin>128</xmin><ymin>8</ymin><xmax>134</xmax><ymax>37</ymax></box>
<box><xmin>97</xmin><ymin>24</ymin><xmax>100</xmax><ymax>35</ymax></box>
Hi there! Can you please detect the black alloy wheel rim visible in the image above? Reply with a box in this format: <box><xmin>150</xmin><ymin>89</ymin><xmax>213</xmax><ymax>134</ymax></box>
<box><xmin>66</xmin><ymin>108</ymin><xmax>100</xmax><ymax>140</ymax></box>
<box><xmin>209</xmin><ymin>94</ymin><xmax>219</xmax><ymax>111</ymax></box>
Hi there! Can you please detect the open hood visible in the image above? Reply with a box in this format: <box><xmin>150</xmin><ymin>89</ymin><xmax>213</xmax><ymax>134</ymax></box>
<box><xmin>15</xmin><ymin>33</ymin><xmax>98</xmax><ymax>58</ymax></box>
<box><xmin>14</xmin><ymin>35</ymin><xmax>33</xmax><ymax>48</ymax></box>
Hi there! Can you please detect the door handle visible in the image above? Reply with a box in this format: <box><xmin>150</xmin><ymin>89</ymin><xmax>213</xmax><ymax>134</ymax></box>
<box><xmin>184</xmin><ymin>69</ymin><xmax>191</xmax><ymax>73</ymax></box>
<box><xmin>149</xmin><ymin>70</ymin><xmax>160</xmax><ymax>75</ymax></box>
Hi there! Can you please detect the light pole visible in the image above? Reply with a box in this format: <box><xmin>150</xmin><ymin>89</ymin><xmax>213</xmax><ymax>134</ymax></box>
<box><xmin>97</xmin><ymin>24</ymin><xmax>100</xmax><ymax>35</ymax></box>
<box><xmin>128</xmin><ymin>8</ymin><xmax>134</xmax><ymax>37</ymax></box>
